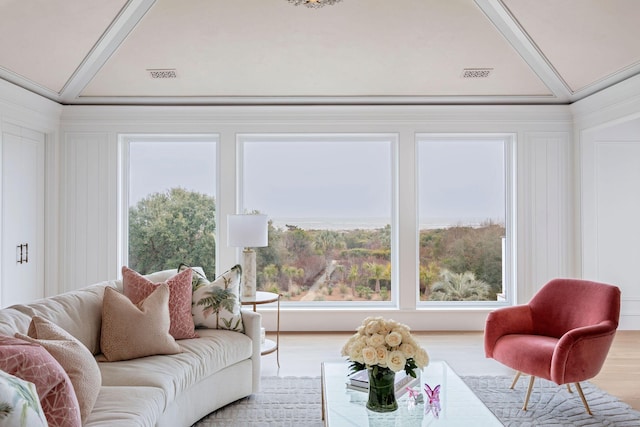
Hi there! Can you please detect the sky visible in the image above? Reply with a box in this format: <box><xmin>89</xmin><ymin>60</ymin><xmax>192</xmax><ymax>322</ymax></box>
<box><xmin>129</xmin><ymin>137</ymin><xmax>505</xmax><ymax>226</ymax></box>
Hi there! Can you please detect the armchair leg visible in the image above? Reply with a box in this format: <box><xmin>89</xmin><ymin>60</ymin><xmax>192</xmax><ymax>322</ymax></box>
<box><xmin>567</xmin><ymin>384</ymin><xmax>573</xmax><ymax>393</ymax></box>
<box><xmin>523</xmin><ymin>375</ymin><xmax>536</xmax><ymax>411</ymax></box>
<box><xmin>574</xmin><ymin>382</ymin><xmax>593</xmax><ymax>415</ymax></box>
<box><xmin>510</xmin><ymin>371</ymin><xmax>522</xmax><ymax>389</ymax></box>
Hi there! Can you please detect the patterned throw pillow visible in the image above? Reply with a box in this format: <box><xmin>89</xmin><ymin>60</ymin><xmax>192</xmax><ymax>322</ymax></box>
<box><xmin>0</xmin><ymin>370</ymin><xmax>47</xmax><ymax>427</ymax></box>
<box><xmin>101</xmin><ymin>285</ymin><xmax>182</xmax><ymax>361</ymax></box>
<box><xmin>16</xmin><ymin>317</ymin><xmax>101</xmax><ymax>425</ymax></box>
<box><xmin>122</xmin><ymin>266</ymin><xmax>198</xmax><ymax>339</ymax></box>
<box><xmin>192</xmin><ymin>264</ymin><xmax>244</xmax><ymax>332</ymax></box>
<box><xmin>0</xmin><ymin>335</ymin><xmax>81</xmax><ymax>427</ymax></box>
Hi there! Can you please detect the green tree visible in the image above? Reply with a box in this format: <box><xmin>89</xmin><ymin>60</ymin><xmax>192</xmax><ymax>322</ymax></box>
<box><xmin>128</xmin><ymin>188</ymin><xmax>216</xmax><ymax>277</ymax></box>
<box><xmin>261</xmin><ymin>264</ymin><xmax>279</xmax><ymax>291</ymax></box>
<box><xmin>282</xmin><ymin>265</ymin><xmax>304</xmax><ymax>291</ymax></box>
<box><xmin>364</xmin><ymin>262</ymin><xmax>386</xmax><ymax>293</ymax></box>
<box><xmin>314</xmin><ymin>230</ymin><xmax>345</xmax><ymax>283</ymax></box>
<box><xmin>429</xmin><ymin>269</ymin><xmax>491</xmax><ymax>301</ymax></box>
<box><xmin>348</xmin><ymin>265</ymin><xmax>359</xmax><ymax>295</ymax></box>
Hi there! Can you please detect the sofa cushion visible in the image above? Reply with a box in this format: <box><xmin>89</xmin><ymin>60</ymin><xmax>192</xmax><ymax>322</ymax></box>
<box><xmin>16</xmin><ymin>316</ymin><xmax>102</xmax><ymax>424</ymax></box>
<box><xmin>101</xmin><ymin>285</ymin><xmax>182</xmax><ymax>362</ymax></box>
<box><xmin>192</xmin><ymin>264</ymin><xmax>244</xmax><ymax>332</ymax></box>
<box><xmin>123</xmin><ymin>266</ymin><xmax>198</xmax><ymax>339</ymax></box>
<box><xmin>0</xmin><ymin>282</ymin><xmax>115</xmax><ymax>355</ymax></box>
<box><xmin>84</xmin><ymin>386</ymin><xmax>165</xmax><ymax>427</ymax></box>
<box><xmin>0</xmin><ymin>369</ymin><xmax>48</xmax><ymax>427</ymax></box>
<box><xmin>98</xmin><ymin>328</ymin><xmax>252</xmax><ymax>404</ymax></box>
<box><xmin>0</xmin><ymin>335</ymin><xmax>81</xmax><ymax>427</ymax></box>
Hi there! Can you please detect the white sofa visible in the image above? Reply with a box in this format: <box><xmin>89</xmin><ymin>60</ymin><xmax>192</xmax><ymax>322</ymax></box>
<box><xmin>0</xmin><ymin>275</ymin><xmax>261</xmax><ymax>426</ymax></box>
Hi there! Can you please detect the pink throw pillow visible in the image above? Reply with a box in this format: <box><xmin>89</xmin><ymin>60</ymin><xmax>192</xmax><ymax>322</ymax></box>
<box><xmin>122</xmin><ymin>266</ymin><xmax>198</xmax><ymax>339</ymax></box>
<box><xmin>0</xmin><ymin>335</ymin><xmax>81</xmax><ymax>427</ymax></box>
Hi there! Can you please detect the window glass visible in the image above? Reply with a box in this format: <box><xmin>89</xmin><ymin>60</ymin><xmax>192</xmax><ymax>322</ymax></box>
<box><xmin>418</xmin><ymin>137</ymin><xmax>507</xmax><ymax>302</ymax></box>
<box><xmin>241</xmin><ymin>135</ymin><xmax>395</xmax><ymax>304</ymax></box>
<box><xmin>126</xmin><ymin>137</ymin><xmax>217</xmax><ymax>277</ymax></box>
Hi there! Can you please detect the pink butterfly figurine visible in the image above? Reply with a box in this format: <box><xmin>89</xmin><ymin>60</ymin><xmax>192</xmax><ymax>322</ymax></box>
<box><xmin>406</xmin><ymin>387</ymin><xmax>421</xmax><ymax>400</ymax></box>
<box><xmin>424</xmin><ymin>383</ymin><xmax>441</xmax><ymax>404</ymax></box>
<box><xmin>405</xmin><ymin>386</ymin><xmax>420</xmax><ymax>410</ymax></box>
<box><xmin>424</xmin><ymin>383</ymin><xmax>441</xmax><ymax>418</ymax></box>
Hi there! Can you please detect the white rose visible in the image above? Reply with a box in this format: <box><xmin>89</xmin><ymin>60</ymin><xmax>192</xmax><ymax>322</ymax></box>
<box><xmin>414</xmin><ymin>347</ymin><xmax>429</xmax><ymax>368</ymax></box>
<box><xmin>385</xmin><ymin>331</ymin><xmax>403</xmax><ymax>348</ymax></box>
<box><xmin>375</xmin><ymin>346</ymin><xmax>388</xmax><ymax>366</ymax></box>
<box><xmin>387</xmin><ymin>350</ymin><xmax>407</xmax><ymax>372</ymax></box>
<box><xmin>365</xmin><ymin>319</ymin><xmax>381</xmax><ymax>336</ymax></box>
<box><xmin>367</xmin><ymin>333</ymin><xmax>385</xmax><ymax>348</ymax></box>
<box><xmin>399</xmin><ymin>342</ymin><xmax>416</xmax><ymax>359</ymax></box>
<box><xmin>362</xmin><ymin>346</ymin><xmax>378</xmax><ymax>366</ymax></box>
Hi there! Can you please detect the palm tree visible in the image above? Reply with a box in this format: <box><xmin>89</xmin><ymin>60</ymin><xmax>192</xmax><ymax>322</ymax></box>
<box><xmin>429</xmin><ymin>269</ymin><xmax>491</xmax><ymax>301</ymax></box>
<box><xmin>282</xmin><ymin>265</ymin><xmax>304</xmax><ymax>291</ymax></box>
<box><xmin>196</xmin><ymin>275</ymin><xmax>237</xmax><ymax>328</ymax></box>
<box><xmin>262</xmin><ymin>264</ymin><xmax>279</xmax><ymax>286</ymax></box>
<box><xmin>348</xmin><ymin>265</ymin><xmax>359</xmax><ymax>295</ymax></box>
<box><xmin>364</xmin><ymin>262</ymin><xmax>386</xmax><ymax>293</ymax></box>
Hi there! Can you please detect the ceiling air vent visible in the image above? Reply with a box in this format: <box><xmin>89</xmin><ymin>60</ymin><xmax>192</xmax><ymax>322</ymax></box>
<box><xmin>147</xmin><ymin>69</ymin><xmax>177</xmax><ymax>79</ymax></box>
<box><xmin>461</xmin><ymin>68</ymin><xmax>493</xmax><ymax>78</ymax></box>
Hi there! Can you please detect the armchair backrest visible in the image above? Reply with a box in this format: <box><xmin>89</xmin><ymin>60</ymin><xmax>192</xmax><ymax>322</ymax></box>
<box><xmin>528</xmin><ymin>278</ymin><xmax>621</xmax><ymax>338</ymax></box>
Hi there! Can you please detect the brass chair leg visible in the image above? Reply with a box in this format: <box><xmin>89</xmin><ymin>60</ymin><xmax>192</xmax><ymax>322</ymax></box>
<box><xmin>567</xmin><ymin>384</ymin><xmax>573</xmax><ymax>393</ymax></box>
<box><xmin>523</xmin><ymin>375</ymin><xmax>536</xmax><ymax>411</ymax></box>
<box><xmin>574</xmin><ymin>382</ymin><xmax>593</xmax><ymax>415</ymax></box>
<box><xmin>510</xmin><ymin>371</ymin><xmax>522</xmax><ymax>389</ymax></box>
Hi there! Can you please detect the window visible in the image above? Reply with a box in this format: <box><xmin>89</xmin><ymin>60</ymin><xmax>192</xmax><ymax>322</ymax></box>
<box><xmin>239</xmin><ymin>134</ymin><xmax>396</xmax><ymax>305</ymax></box>
<box><xmin>121</xmin><ymin>135</ymin><xmax>218</xmax><ymax>277</ymax></box>
<box><xmin>417</xmin><ymin>135</ymin><xmax>512</xmax><ymax>304</ymax></box>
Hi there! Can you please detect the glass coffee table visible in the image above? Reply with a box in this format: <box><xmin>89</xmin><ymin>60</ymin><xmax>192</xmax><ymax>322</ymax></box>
<box><xmin>321</xmin><ymin>360</ymin><xmax>501</xmax><ymax>426</ymax></box>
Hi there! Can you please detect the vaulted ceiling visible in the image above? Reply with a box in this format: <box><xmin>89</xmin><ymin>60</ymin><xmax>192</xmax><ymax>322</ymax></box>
<box><xmin>1</xmin><ymin>0</ymin><xmax>639</xmax><ymax>106</ymax></box>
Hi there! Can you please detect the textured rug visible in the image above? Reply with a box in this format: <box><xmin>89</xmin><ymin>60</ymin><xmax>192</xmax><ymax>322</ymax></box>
<box><xmin>193</xmin><ymin>375</ymin><xmax>640</xmax><ymax>426</ymax></box>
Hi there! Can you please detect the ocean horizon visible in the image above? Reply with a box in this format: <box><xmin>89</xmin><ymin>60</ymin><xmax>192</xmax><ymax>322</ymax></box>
<box><xmin>270</xmin><ymin>217</ymin><xmax>502</xmax><ymax>231</ymax></box>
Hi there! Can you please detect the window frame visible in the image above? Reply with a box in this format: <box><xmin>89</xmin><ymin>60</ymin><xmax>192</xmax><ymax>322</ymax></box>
<box><xmin>237</xmin><ymin>132</ymin><xmax>400</xmax><ymax>308</ymax></box>
<box><xmin>118</xmin><ymin>133</ymin><xmax>220</xmax><ymax>275</ymax></box>
<box><xmin>415</xmin><ymin>133</ymin><xmax>516</xmax><ymax>308</ymax></box>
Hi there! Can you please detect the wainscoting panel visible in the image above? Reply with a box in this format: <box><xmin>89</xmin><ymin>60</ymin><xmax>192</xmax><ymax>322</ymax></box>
<box><xmin>517</xmin><ymin>132</ymin><xmax>572</xmax><ymax>303</ymax></box>
<box><xmin>582</xmin><ymin>136</ymin><xmax>640</xmax><ymax>329</ymax></box>
<box><xmin>60</xmin><ymin>132</ymin><xmax>118</xmax><ymax>291</ymax></box>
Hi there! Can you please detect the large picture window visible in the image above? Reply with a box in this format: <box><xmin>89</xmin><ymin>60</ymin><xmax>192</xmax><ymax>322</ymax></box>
<box><xmin>239</xmin><ymin>134</ymin><xmax>396</xmax><ymax>305</ymax></box>
<box><xmin>121</xmin><ymin>135</ymin><xmax>218</xmax><ymax>277</ymax></box>
<box><xmin>417</xmin><ymin>135</ymin><xmax>511</xmax><ymax>304</ymax></box>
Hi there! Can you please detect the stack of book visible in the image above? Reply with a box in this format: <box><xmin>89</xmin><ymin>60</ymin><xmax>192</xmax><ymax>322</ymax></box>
<box><xmin>346</xmin><ymin>369</ymin><xmax>420</xmax><ymax>398</ymax></box>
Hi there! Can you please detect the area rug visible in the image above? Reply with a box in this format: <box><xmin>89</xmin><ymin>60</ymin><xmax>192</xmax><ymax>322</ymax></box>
<box><xmin>192</xmin><ymin>375</ymin><xmax>640</xmax><ymax>426</ymax></box>
<box><xmin>464</xmin><ymin>375</ymin><xmax>640</xmax><ymax>426</ymax></box>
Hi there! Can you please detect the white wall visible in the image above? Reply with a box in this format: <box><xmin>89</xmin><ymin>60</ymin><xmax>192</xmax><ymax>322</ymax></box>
<box><xmin>0</xmin><ymin>79</ymin><xmax>62</xmax><ymax>301</ymax></box>
<box><xmin>573</xmin><ymin>74</ymin><xmax>640</xmax><ymax>329</ymax></box>
<box><xmin>59</xmin><ymin>105</ymin><xmax>574</xmax><ymax>331</ymax></box>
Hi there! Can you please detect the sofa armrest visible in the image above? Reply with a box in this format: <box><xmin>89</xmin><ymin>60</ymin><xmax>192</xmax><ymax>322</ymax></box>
<box><xmin>241</xmin><ymin>309</ymin><xmax>261</xmax><ymax>393</ymax></box>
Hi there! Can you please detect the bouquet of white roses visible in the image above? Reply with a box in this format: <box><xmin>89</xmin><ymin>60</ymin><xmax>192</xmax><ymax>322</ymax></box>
<box><xmin>341</xmin><ymin>316</ymin><xmax>429</xmax><ymax>377</ymax></box>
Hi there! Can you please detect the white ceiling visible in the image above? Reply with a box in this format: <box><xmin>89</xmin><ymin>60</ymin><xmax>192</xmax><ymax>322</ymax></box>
<box><xmin>1</xmin><ymin>0</ymin><xmax>639</xmax><ymax>106</ymax></box>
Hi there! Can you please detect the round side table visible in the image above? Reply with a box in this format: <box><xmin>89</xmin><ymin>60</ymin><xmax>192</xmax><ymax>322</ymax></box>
<box><xmin>241</xmin><ymin>291</ymin><xmax>280</xmax><ymax>367</ymax></box>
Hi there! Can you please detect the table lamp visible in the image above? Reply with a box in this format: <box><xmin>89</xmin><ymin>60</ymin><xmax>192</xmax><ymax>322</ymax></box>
<box><xmin>227</xmin><ymin>214</ymin><xmax>268</xmax><ymax>299</ymax></box>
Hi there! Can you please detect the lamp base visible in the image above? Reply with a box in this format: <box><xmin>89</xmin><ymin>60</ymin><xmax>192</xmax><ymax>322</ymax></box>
<box><xmin>242</xmin><ymin>248</ymin><xmax>257</xmax><ymax>299</ymax></box>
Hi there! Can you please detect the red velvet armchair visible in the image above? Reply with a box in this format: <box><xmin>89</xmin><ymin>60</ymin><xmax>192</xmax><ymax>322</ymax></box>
<box><xmin>484</xmin><ymin>278</ymin><xmax>621</xmax><ymax>414</ymax></box>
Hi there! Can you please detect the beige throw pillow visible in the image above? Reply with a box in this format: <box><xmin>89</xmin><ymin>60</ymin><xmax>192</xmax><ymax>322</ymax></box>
<box><xmin>101</xmin><ymin>284</ymin><xmax>182</xmax><ymax>362</ymax></box>
<box><xmin>16</xmin><ymin>316</ymin><xmax>101</xmax><ymax>424</ymax></box>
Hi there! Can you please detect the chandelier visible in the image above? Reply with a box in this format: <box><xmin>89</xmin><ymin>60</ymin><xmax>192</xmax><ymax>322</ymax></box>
<box><xmin>287</xmin><ymin>0</ymin><xmax>343</xmax><ymax>8</ymax></box>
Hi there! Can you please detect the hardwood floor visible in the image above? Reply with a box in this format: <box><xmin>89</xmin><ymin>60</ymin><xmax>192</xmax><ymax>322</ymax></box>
<box><xmin>261</xmin><ymin>330</ymin><xmax>640</xmax><ymax>411</ymax></box>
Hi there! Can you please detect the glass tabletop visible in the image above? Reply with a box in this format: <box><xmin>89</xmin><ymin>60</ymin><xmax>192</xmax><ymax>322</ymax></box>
<box><xmin>321</xmin><ymin>360</ymin><xmax>502</xmax><ymax>426</ymax></box>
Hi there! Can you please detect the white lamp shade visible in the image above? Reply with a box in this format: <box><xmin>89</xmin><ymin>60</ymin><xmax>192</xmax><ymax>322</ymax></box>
<box><xmin>227</xmin><ymin>214</ymin><xmax>269</xmax><ymax>248</ymax></box>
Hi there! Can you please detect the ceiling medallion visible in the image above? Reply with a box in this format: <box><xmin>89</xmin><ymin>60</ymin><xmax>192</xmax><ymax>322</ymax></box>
<box><xmin>287</xmin><ymin>0</ymin><xmax>342</xmax><ymax>8</ymax></box>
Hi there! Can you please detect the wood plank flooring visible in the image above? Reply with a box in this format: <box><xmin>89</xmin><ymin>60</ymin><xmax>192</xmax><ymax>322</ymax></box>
<box><xmin>261</xmin><ymin>330</ymin><xmax>640</xmax><ymax>411</ymax></box>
